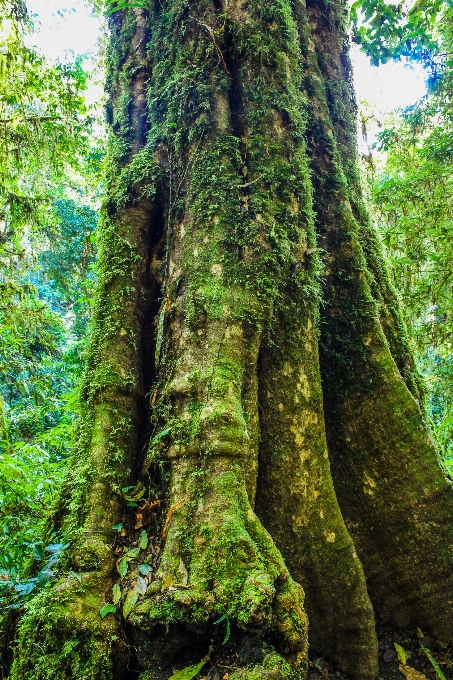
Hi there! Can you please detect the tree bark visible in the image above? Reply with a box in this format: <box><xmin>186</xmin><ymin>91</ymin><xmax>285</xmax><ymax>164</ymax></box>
<box><xmin>8</xmin><ymin>0</ymin><xmax>453</xmax><ymax>679</ymax></box>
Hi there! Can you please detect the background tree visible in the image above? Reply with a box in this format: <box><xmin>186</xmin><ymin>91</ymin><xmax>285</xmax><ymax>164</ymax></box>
<box><xmin>7</xmin><ymin>1</ymin><xmax>453</xmax><ymax>679</ymax></box>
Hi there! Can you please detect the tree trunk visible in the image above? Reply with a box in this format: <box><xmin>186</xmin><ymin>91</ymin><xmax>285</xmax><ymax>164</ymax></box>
<box><xmin>9</xmin><ymin>1</ymin><xmax>453</xmax><ymax>679</ymax></box>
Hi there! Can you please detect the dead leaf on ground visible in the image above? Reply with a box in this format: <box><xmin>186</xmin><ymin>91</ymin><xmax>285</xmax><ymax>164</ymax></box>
<box><xmin>399</xmin><ymin>664</ymin><xmax>429</xmax><ymax>680</ymax></box>
<box><xmin>135</xmin><ymin>500</ymin><xmax>161</xmax><ymax>529</ymax></box>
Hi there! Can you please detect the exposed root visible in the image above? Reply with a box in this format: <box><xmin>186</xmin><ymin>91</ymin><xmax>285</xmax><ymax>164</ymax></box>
<box><xmin>130</xmin><ymin>466</ymin><xmax>308</xmax><ymax>673</ymax></box>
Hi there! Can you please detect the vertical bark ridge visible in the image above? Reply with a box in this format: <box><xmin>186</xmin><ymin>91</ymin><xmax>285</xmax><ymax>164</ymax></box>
<box><xmin>301</xmin><ymin>0</ymin><xmax>453</xmax><ymax>643</ymax></box>
<box><xmin>256</xmin><ymin>296</ymin><xmax>378</xmax><ymax>680</ymax></box>
<box><xmin>304</xmin><ymin>0</ymin><xmax>424</xmax><ymax>404</ymax></box>
<box><xmin>251</xmin><ymin>5</ymin><xmax>378</xmax><ymax>676</ymax></box>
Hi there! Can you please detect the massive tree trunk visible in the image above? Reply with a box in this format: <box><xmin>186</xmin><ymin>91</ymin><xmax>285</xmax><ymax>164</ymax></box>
<box><xmin>9</xmin><ymin>0</ymin><xmax>453</xmax><ymax>679</ymax></box>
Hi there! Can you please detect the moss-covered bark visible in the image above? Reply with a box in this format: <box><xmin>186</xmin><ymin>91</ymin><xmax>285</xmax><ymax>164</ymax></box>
<box><xmin>8</xmin><ymin>0</ymin><xmax>453</xmax><ymax>678</ymax></box>
<box><xmin>303</xmin><ymin>0</ymin><xmax>453</xmax><ymax>644</ymax></box>
<box><xmin>256</xmin><ymin>295</ymin><xmax>378</xmax><ymax>679</ymax></box>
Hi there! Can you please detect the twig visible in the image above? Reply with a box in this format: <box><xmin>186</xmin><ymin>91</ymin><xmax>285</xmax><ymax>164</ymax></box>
<box><xmin>235</xmin><ymin>174</ymin><xmax>264</xmax><ymax>189</ymax></box>
<box><xmin>162</xmin><ymin>498</ymin><xmax>186</xmax><ymax>540</ymax></box>
<box><xmin>193</xmin><ymin>18</ymin><xmax>231</xmax><ymax>75</ymax></box>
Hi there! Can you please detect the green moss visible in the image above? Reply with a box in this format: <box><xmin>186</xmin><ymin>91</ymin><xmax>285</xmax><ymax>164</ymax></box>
<box><xmin>9</xmin><ymin>576</ymin><xmax>123</xmax><ymax>680</ymax></box>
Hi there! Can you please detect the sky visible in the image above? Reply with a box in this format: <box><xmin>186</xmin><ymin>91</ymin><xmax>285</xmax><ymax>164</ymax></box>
<box><xmin>25</xmin><ymin>0</ymin><xmax>428</xmax><ymax>113</ymax></box>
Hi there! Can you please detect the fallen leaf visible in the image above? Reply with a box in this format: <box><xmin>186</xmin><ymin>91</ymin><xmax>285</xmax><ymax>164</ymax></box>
<box><xmin>136</xmin><ymin>576</ymin><xmax>147</xmax><ymax>595</ymax></box>
<box><xmin>162</xmin><ymin>498</ymin><xmax>186</xmax><ymax>540</ymax></box>
<box><xmin>395</xmin><ymin>643</ymin><xmax>408</xmax><ymax>665</ymax></box>
<box><xmin>142</xmin><ymin>500</ymin><xmax>161</xmax><ymax>511</ymax></box>
<box><xmin>399</xmin><ymin>664</ymin><xmax>429</xmax><ymax>680</ymax></box>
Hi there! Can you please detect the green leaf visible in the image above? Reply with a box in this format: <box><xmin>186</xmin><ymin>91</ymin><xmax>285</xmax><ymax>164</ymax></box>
<box><xmin>167</xmin><ymin>660</ymin><xmax>207</xmax><ymax>680</ymax></box>
<box><xmin>126</xmin><ymin>547</ymin><xmax>140</xmax><ymax>558</ymax></box>
<box><xmin>33</xmin><ymin>543</ymin><xmax>44</xmax><ymax>560</ymax></box>
<box><xmin>122</xmin><ymin>588</ymin><xmax>139</xmax><ymax>618</ymax></box>
<box><xmin>118</xmin><ymin>556</ymin><xmax>128</xmax><ymax>578</ymax></box>
<box><xmin>139</xmin><ymin>530</ymin><xmax>148</xmax><ymax>550</ymax></box>
<box><xmin>100</xmin><ymin>604</ymin><xmax>116</xmax><ymax>618</ymax></box>
<box><xmin>138</xmin><ymin>563</ymin><xmax>152</xmax><ymax>576</ymax></box>
<box><xmin>112</xmin><ymin>523</ymin><xmax>123</xmax><ymax>531</ymax></box>
<box><xmin>122</xmin><ymin>483</ymin><xmax>146</xmax><ymax>502</ymax></box>
<box><xmin>37</xmin><ymin>569</ymin><xmax>54</xmax><ymax>588</ymax></box>
<box><xmin>105</xmin><ymin>0</ymin><xmax>150</xmax><ymax>13</ymax></box>
<box><xmin>421</xmin><ymin>646</ymin><xmax>447</xmax><ymax>680</ymax></box>
<box><xmin>223</xmin><ymin>618</ymin><xmax>231</xmax><ymax>646</ymax></box>
<box><xmin>112</xmin><ymin>583</ymin><xmax>122</xmax><ymax>604</ymax></box>
<box><xmin>213</xmin><ymin>614</ymin><xmax>227</xmax><ymax>625</ymax></box>
<box><xmin>394</xmin><ymin>643</ymin><xmax>407</xmax><ymax>665</ymax></box>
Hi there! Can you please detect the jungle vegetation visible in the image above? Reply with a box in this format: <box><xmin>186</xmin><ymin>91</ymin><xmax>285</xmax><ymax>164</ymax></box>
<box><xmin>0</xmin><ymin>0</ymin><xmax>452</xmax><ymax>678</ymax></box>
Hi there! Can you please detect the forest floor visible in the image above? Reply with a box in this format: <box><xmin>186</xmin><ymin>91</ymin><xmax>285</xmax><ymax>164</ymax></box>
<box><xmin>307</xmin><ymin>626</ymin><xmax>453</xmax><ymax>680</ymax></box>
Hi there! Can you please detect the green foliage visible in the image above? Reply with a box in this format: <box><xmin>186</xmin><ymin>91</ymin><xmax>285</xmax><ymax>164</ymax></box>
<box><xmin>105</xmin><ymin>0</ymin><xmax>150</xmax><ymax>14</ymax></box>
<box><xmin>365</xmin><ymin>5</ymin><xmax>453</xmax><ymax>464</ymax></box>
<box><xmin>99</xmin><ymin>604</ymin><xmax>116</xmax><ymax>618</ymax></box>
<box><xmin>351</xmin><ymin>0</ymin><xmax>452</xmax><ymax>66</ymax></box>
<box><xmin>421</xmin><ymin>646</ymin><xmax>447</xmax><ymax>680</ymax></box>
<box><xmin>0</xmin><ymin>0</ymin><xmax>99</xmax><ymax>623</ymax></box>
<box><xmin>0</xmin><ymin>2</ymin><xmax>91</xmax><ymax>232</ymax></box>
